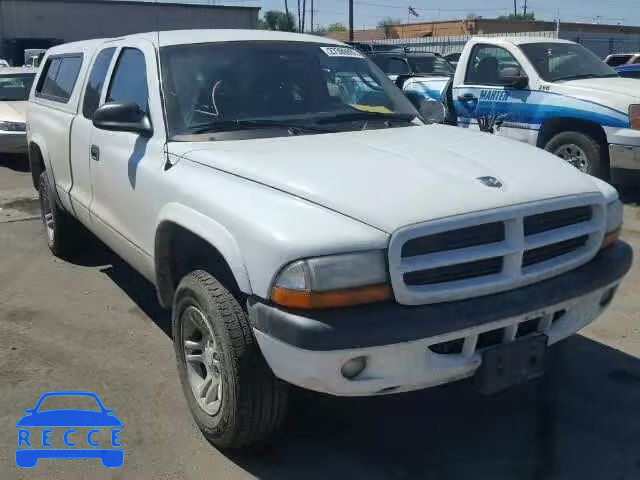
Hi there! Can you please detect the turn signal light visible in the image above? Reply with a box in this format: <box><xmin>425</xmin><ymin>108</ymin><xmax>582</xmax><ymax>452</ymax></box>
<box><xmin>271</xmin><ymin>284</ymin><xmax>392</xmax><ymax>309</ymax></box>
<box><xmin>630</xmin><ymin>105</ymin><xmax>640</xmax><ymax>130</ymax></box>
<box><xmin>601</xmin><ymin>229</ymin><xmax>621</xmax><ymax>250</ymax></box>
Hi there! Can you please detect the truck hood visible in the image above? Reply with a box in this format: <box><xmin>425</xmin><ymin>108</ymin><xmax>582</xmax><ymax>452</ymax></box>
<box><xmin>171</xmin><ymin>125</ymin><xmax>600</xmax><ymax>233</ymax></box>
<box><xmin>554</xmin><ymin>77</ymin><xmax>640</xmax><ymax>109</ymax></box>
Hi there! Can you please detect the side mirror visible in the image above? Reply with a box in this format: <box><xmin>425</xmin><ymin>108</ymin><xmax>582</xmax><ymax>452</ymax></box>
<box><xmin>418</xmin><ymin>98</ymin><xmax>446</xmax><ymax>124</ymax></box>
<box><xmin>500</xmin><ymin>67</ymin><xmax>528</xmax><ymax>89</ymax></box>
<box><xmin>93</xmin><ymin>102</ymin><xmax>153</xmax><ymax>137</ymax></box>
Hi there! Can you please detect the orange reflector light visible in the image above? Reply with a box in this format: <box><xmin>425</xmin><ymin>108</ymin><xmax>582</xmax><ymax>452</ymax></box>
<box><xmin>631</xmin><ymin>105</ymin><xmax>640</xmax><ymax>130</ymax></box>
<box><xmin>601</xmin><ymin>229</ymin><xmax>621</xmax><ymax>250</ymax></box>
<box><xmin>272</xmin><ymin>284</ymin><xmax>392</xmax><ymax>309</ymax></box>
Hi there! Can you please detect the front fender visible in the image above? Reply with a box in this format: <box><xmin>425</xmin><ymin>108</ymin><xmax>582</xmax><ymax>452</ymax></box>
<box><xmin>155</xmin><ymin>203</ymin><xmax>252</xmax><ymax>303</ymax></box>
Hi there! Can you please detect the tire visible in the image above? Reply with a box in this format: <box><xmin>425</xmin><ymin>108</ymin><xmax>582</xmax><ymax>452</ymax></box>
<box><xmin>173</xmin><ymin>270</ymin><xmax>289</xmax><ymax>449</ymax></box>
<box><xmin>544</xmin><ymin>130</ymin><xmax>608</xmax><ymax>179</ymax></box>
<box><xmin>38</xmin><ymin>171</ymin><xmax>83</xmax><ymax>257</ymax></box>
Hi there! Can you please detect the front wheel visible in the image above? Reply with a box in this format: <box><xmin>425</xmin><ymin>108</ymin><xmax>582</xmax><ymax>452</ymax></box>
<box><xmin>544</xmin><ymin>131</ymin><xmax>608</xmax><ymax>179</ymax></box>
<box><xmin>173</xmin><ymin>270</ymin><xmax>289</xmax><ymax>449</ymax></box>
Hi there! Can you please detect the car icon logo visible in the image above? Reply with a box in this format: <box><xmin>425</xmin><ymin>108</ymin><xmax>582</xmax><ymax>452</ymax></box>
<box><xmin>477</xmin><ymin>176</ymin><xmax>503</xmax><ymax>188</ymax></box>
<box><xmin>15</xmin><ymin>391</ymin><xmax>123</xmax><ymax>469</ymax></box>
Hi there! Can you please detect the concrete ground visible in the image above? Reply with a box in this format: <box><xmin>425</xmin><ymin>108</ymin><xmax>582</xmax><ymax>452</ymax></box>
<box><xmin>0</xmin><ymin>156</ymin><xmax>639</xmax><ymax>480</ymax></box>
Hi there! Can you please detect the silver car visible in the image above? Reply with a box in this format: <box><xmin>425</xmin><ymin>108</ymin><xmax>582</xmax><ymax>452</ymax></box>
<box><xmin>0</xmin><ymin>67</ymin><xmax>37</xmax><ymax>154</ymax></box>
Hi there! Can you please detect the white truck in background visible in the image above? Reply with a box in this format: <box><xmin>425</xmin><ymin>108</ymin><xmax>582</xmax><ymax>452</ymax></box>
<box><xmin>24</xmin><ymin>49</ymin><xmax>46</xmax><ymax>68</ymax></box>
<box><xmin>27</xmin><ymin>30</ymin><xmax>632</xmax><ymax>449</ymax></box>
<box><xmin>399</xmin><ymin>37</ymin><xmax>640</xmax><ymax>185</ymax></box>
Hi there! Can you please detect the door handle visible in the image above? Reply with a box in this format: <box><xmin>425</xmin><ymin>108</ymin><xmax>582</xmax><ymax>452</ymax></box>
<box><xmin>90</xmin><ymin>145</ymin><xmax>100</xmax><ymax>161</ymax></box>
<box><xmin>457</xmin><ymin>93</ymin><xmax>476</xmax><ymax>101</ymax></box>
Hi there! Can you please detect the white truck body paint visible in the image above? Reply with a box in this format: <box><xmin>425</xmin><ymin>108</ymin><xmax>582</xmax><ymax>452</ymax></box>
<box><xmin>26</xmin><ymin>30</ymin><xmax>628</xmax><ymax>397</ymax></box>
<box><xmin>172</xmin><ymin>125</ymin><xmax>601</xmax><ymax>234</ymax></box>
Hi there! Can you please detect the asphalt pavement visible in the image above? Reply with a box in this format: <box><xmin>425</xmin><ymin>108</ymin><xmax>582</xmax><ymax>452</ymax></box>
<box><xmin>1</xmin><ymin>156</ymin><xmax>639</xmax><ymax>480</ymax></box>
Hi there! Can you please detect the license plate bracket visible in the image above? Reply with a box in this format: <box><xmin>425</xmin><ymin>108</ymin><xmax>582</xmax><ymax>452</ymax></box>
<box><xmin>476</xmin><ymin>333</ymin><xmax>547</xmax><ymax>395</ymax></box>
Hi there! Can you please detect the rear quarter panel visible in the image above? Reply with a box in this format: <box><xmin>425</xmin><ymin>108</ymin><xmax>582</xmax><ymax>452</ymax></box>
<box><xmin>27</xmin><ymin>46</ymin><xmax>95</xmax><ymax>211</ymax></box>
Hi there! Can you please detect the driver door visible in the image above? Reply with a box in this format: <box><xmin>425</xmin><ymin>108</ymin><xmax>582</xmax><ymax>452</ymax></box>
<box><xmin>88</xmin><ymin>39</ymin><xmax>166</xmax><ymax>279</ymax></box>
<box><xmin>454</xmin><ymin>44</ymin><xmax>533</xmax><ymax>143</ymax></box>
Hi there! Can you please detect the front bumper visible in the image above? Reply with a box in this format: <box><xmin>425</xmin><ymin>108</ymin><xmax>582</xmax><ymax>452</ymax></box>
<box><xmin>0</xmin><ymin>131</ymin><xmax>27</xmax><ymax>154</ymax></box>
<box><xmin>249</xmin><ymin>241</ymin><xmax>632</xmax><ymax>396</ymax></box>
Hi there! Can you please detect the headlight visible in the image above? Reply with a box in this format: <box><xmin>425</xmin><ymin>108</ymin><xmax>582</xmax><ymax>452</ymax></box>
<box><xmin>0</xmin><ymin>121</ymin><xmax>26</xmax><ymax>132</ymax></box>
<box><xmin>271</xmin><ymin>250</ymin><xmax>391</xmax><ymax>309</ymax></box>
<box><xmin>602</xmin><ymin>199</ymin><xmax>623</xmax><ymax>249</ymax></box>
<box><xmin>629</xmin><ymin>105</ymin><xmax>640</xmax><ymax>130</ymax></box>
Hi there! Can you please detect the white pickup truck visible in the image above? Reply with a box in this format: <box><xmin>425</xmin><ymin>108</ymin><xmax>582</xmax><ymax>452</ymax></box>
<box><xmin>27</xmin><ymin>30</ymin><xmax>632</xmax><ymax>449</ymax></box>
<box><xmin>399</xmin><ymin>37</ymin><xmax>640</xmax><ymax>184</ymax></box>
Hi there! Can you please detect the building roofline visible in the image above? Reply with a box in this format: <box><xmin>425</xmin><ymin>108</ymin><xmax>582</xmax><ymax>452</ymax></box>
<box><xmin>0</xmin><ymin>0</ymin><xmax>260</xmax><ymax>10</ymax></box>
<box><xmin>388</xmin><ymin>18</ymin><xmax>640</xmax><ymax>31</ymax></box>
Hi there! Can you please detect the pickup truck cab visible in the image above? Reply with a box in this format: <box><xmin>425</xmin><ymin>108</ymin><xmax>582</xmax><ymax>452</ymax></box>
<box><xmin>28</xmin><ymin>30</ymin><xmax>632</xmax><ymax>449</ymax></box>
<box><xmin>403</xmin><ymin>37</ymin><xmax>640</xmax><ymax>184</ymax></box>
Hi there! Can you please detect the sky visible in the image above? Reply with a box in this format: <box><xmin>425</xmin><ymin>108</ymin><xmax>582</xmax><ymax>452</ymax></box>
<box><xmin>154</xmin><ymin>0</ymin><xmax>640</xmax><ymax>30</ymax></box>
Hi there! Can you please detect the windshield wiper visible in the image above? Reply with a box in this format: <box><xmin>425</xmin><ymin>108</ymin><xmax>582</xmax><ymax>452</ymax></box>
<box><xmin>553</xmin><ymin>73</ymin><xmax>619</xmax><ymax>82</ymax></box>
<box><xmin>187</xmin><ymin>119</ymin><xmax>330</xmax><ymax>135</ymax></box>
<box><xmin>315</xmin><ymin>111</ymin><xmax>416</xmax><ymax>125</ymax></box>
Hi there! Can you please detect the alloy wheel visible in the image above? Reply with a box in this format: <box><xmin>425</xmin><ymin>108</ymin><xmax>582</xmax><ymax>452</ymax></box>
<box><xmin>181</xmin><ymin>305</ymin><xmax>223</xmax><ymax>415</ymax></box>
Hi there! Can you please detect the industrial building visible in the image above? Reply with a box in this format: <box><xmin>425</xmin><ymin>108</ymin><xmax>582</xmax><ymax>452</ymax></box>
<box><xmin>329</xmin><ymin>18</ymin><xmax>640</xmax><ymax>41</ymax></box>
<box><xmin>0</xmin><ymin>0</ymin><xmax>259</xmax><ymax>65</ymax></box>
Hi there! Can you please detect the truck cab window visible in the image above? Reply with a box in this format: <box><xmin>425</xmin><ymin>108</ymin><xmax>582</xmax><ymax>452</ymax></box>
<box><xmin>36</xmin><ymin>55</ymin><xmax>83</xmax><ymax>102</ymax></box>
<box><xmin>107</xmin><ymin>48</ymin><xmax>148</xmax><ymax>113</ymax></box>
<box><xmin>83</xmin><ymin>47</ymin><xmax>116</xmax><ymax>119</ymax></box>
<box><xmin>466</xmin><ymin>45</ymin><xmax>521</xmax><ymax>85</ymax></box>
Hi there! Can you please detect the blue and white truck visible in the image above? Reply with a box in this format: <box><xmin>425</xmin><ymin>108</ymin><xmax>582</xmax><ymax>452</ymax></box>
<box><xmin>399</xmin><ymin>37</ymin><xmax>640</xmax><ymax>184</ymax></box>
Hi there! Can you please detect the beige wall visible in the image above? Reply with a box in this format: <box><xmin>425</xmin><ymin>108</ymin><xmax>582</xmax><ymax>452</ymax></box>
<box><xmin>382</xmin><ymin>19</ymin><xmax>640</xmax><ymax>39</ymax></box>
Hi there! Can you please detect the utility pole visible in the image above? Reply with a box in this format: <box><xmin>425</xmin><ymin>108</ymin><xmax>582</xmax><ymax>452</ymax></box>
<box><xmin>284</xmin><ymin>0</ymin><xmax>291</xmax><ymax>31</ymax></box>
<box><xmin>349</xmin><ymin>0</ymin><xmax>354</xmax><ymax>42</ymax></box>
<box><xmin>513</xmin><ymin>0</ymin><xmax>517</xmax><ymax>16</ymax></box>
<box><xmin>556</xmin><ymin>8</ymin><xmax>560</xmax><ymax>36</ymax></box>
<box><xmin>523</xmin><ymin>0</ymin><xmax>528</xmax><ymax>17</ymax></box>
<box><xmin>310</xmin><ymin>0</ymin><xmax>314</xmax><ymax>33</ymax></box>
<box><xmin>302</xmin><ymin>0</ymin><xmax>306</xmax><ymax>33</ymax></box>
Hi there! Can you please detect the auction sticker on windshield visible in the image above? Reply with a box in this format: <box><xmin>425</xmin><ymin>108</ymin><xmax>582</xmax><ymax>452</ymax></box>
<box><xmin>320</xmin><ymin>46</ymin><xmax>364</xmax><ymax>58</ymax></box>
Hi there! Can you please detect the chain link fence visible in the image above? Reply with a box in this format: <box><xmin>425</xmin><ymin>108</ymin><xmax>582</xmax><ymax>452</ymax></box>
<box><xmin>367</xmin><ymin>30</ymin><xmax>640</xmax><ymax>58</ymax></box>
<box><xmin>369</xmin><ymin>32</ymin><xmax>558</xmax><ymax>56</ymax></box>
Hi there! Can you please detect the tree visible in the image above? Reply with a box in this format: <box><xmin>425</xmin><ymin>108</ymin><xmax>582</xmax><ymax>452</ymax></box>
<box><xmin>377</xmin><ymin>17</ymin><xmax>401</xmax><ymax>28</ymax></box>
<box><xmin>498</xmin><ymin>12</ymin><xmax>535</xmax><ymax>21</ymax></box>
<box><xmin>263</xmin><ymin>10</ymin><xmax>296</xmax><ymax>32</ymax></box>
<box><xmin>327</xmin><ymin>22</ymin><xmax>347</xmax><ymax>32</ymax></box>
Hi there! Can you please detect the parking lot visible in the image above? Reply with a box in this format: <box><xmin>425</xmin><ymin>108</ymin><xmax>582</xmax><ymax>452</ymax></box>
<box><xmin>0</xmin><ymin>156</ymin><xmax>639</xmax><ymax>479</ymax></box>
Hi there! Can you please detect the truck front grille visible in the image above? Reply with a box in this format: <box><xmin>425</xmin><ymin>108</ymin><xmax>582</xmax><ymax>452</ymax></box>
<box><xmin>388</xmin><ymin>195</ymin><xmax>605</xmax><ymax>305</ymax></box>
<box><xmin>404</xmin><ymin>257</ymin><xmax>503</xmax><ymax>286</ymax></box>
<box><xmin>522</xmin><ymin>235</ymin><xmax>589</xmax><ymax>267</ymax></box>
<box><xmin>401</xmin><ymin>222</ymin><xmax>505</xmax><ymax>257</ymax></box>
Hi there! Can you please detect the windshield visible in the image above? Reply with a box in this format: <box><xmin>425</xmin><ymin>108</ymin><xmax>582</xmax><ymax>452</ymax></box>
<box><xmin>160</xmin><ymin>42</ymin><xmax>418</xmax><ymax>140</ymax></box>
<box><xmin>519</xmin><ymin>43</ymin><xmax>618</xmax><ymax>82</ymax></box>
<box><xmin>0</xmin><ymin>73</ymin><xmax>35</xmax><ymax>101</ymax></box>
<box><xmin>407</xmin><ymin>56</ymin><xmax>454</xmax><ymax>76</ymax></box>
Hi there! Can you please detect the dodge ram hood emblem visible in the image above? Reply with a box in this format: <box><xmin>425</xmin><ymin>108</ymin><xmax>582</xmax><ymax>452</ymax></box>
<box><xmin>477</xmin><ymin>176</ymin><xmax>503</xmax><ymax>188</ymax></box>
